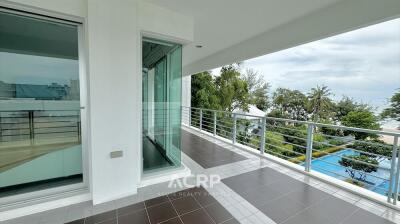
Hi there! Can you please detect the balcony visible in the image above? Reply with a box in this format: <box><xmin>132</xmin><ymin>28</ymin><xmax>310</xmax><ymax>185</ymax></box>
<box><xmin>2</xmin><ymin>107</ymin><xmax>399</xmax><ymax>224</ymax></box>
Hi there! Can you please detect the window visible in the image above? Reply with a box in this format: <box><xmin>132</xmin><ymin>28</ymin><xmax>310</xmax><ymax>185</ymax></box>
<box><xmin>0</xmin><ymin>9</ymin><xmax>84</xmax><ymax>200</ymax></box>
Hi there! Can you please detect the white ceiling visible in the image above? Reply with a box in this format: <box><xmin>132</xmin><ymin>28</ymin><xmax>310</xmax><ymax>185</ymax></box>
<box><xmin>146</xmin><ymin>0</ymin><xmax>400</xmax><ymax>75</ymax></box>
<box><xmin>145</xmin><ymin>0</ymin><xmax>342</xmax><ymax>66</ymax></box>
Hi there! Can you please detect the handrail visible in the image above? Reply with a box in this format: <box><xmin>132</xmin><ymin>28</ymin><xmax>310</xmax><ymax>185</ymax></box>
<box><xmin>182</xmin><ymin>106</ymin><xmax>400</xmax><ymax>137</ymax></box>
<box><xmin>0</xmin><ymin>109</ymin><xmax>81</xmax><ymax>144</ymax></box>
<box><xmin>182</xmin><ymin>106</ymin><xmax>400</xmax><ymax>205</ymax></box>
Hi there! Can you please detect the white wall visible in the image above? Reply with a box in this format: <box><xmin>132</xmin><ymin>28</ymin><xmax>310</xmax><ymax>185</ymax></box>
<box><xmin>138</xmin><ymin>1</ymin><xmax>193</xmax><ymax>44</ymax></box>
<box><xmin>86</xmin><ymin>0</ymin><xmax>141</xmax><ymax>204</ymax></box>
<box><xmin>2</xmin><ymin>0</ymin><xmax>194</xmax><ymax>210</ymax></box>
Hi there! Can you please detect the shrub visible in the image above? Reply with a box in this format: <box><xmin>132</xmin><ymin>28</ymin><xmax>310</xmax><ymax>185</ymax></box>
<box><xmin>349</xmin><ymin>140</ymin><xmax>392</xmax><ymax>159</ymax></box>
<box><xmin>339</xmin><ymin>155</ymin><xmax>378</xmax><ymax>181</ymax></box>
<box><xmin>328</xmin><ymin>139</ymin><xmax>345</xmax><ymax>146</ymax></box>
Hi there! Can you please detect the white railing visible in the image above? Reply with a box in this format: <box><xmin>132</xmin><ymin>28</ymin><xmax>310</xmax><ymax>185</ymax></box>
<box><xmin>182</xmin><ymin>106</ymin><xmax>400</xmax><ymax>205</ymax></box>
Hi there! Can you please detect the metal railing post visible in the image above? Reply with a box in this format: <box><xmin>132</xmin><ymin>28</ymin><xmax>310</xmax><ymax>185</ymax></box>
<box><xmin>388</xmin><ymin>136</ymin><xmax>399</xmax><ymax>203</ymax></box>
<box><xmin>189</xmin><ymin>108</ymin><xmax>192</xmax><ymax>127</ymax></box>
<box><xmin>305</xmin><ymin>123</ymin><xmax>314</xmax><ymax>172</ymax></box>
<box><xmin>213</xmin><ymin>111</ymin><xmax>217</xmax><ymax>136</ymax></box>
<box><xmin>393</xmin><ymin>137</ymin><xmax>400</xmax><ymax>205</ymax></box>
<box><xmin>0</xmin><ymin>115</ymin><xmax>2</xmax><ymax>143</ymax></box>
<box><xmin>199</xmin><ymin>109</ymin><xmax>203</xmax><ymax>131</ymax></box>
<box><xmin>232</xmin><ymin>114</ymin><xmax>237</xmax><ymax>144</ymax></box>
<box><xmin>260</xmin><ymin>117</ymin><xmax>266</xmax><ymax>155</ymax></box>
<box><xmin>28</xmin><ymin>110</ymin><xmax>34</xmax><ymax>145</ymax></box>
<box><xmin>77</xmin><ymin>121</ymin><xmax>82</xmax><ymax>143</ymax></box>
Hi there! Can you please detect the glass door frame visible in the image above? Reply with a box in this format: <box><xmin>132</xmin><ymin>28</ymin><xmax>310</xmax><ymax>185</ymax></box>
<box><xmin>140</xmin><ymin>35</ymin><xmax>183</xmax><ymax>178</ymax></box>
<box><xmin>0</xmin><ymin>5</ymin><xmax>89</xmax><ymax>208</ymax></box>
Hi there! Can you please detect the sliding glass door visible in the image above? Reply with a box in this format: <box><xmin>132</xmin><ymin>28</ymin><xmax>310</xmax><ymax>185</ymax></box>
<box><xmin>0</xmin><ymin>10</ymin><xmax>84</xmax><ymax>200</ymax></box>
<box><xmin>154</xmin><ymin>58</ymin><xmax>167</xmax><ymax>150</ymax></box>
<box><xmin>142</xmin><ymin>38</ymin><xmax>182</xmax><ymax>172</ymax></box>
<box><xmin>166</xmin><ymin>46</ymin><xmax>182</xmax><ymax>165</ymax></box>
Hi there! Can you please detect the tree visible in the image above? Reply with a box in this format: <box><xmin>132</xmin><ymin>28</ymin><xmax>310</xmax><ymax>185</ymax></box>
<box><xmin>272</xmin><ymin>88</ymin><xmax>290</xmax><ymax>116</ymax></box>
<box><xmin>341</xmin><ymin>111</ymin><xmax>380</xmax><ymax>140</ymax></box>
<box><xmin>252</xmin><ymin>85</ymin><xmax>270</xmax><ymax>111</ymax></box>
<box><xmin>349</xmin><ymin>140</ymin><xmax>392</xmax><ymax>162</ymax></box>
<box><xmin>334</xmin><ymin>96</ymin><xmax>371</xmax><ymax>122</ymax></box>
<box><xmin>307</xmin><ymin>85</ymin><xmax>333</xmax><ymax>122</ymax></box>
<box><xmin>242</xmin><ymin>69</ymin><xmax>270</xmax><ymax>111</ymax></box>
<box><xmin>381</xmin><ymin>90</ymin><xmax>400</xmax><ymax>122</ymax></box>
<box><xmin>215</xmin><ymin>65</ymin><xmax>250</xmax><ymax>112</ymax></box>
<box><xmin>339</xmin><ymin>155</ymin><xmax>378</xmax><ymax>182</ymax></box>
<box><xmin>191</xmin><ymin>71</ymin><xmax>219</xmax><ymax>110</ymax></box>
<box><xmin>271</xmin><ymin>88</ymin><xmax>308</xmax><ymax>120</ymax></box>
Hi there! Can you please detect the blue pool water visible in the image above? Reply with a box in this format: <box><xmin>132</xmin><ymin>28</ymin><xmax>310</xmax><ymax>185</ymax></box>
<box><xmin>310</xmin><ymin>149</ymin><xmax>393</xmax><ymax>196</ymax></box>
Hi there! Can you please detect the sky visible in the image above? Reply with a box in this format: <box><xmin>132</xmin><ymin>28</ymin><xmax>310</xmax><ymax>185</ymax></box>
<box><xmin>212</xmin><ymin>18</ymin><xmax>400</xmax><ymax>113</ymax></box>
<box><xmin>0</xmin><ymin>52</ymin><xmax>79</xmax><ymax>86</ymax></box>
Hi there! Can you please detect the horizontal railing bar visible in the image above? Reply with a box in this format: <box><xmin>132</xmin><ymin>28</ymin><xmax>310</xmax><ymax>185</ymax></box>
<box><xmin>267</xmin><ymin>125</ymin><xmax>308</xmax><ymax>134</ymax></box>
<box><xmin>267</xmin><ymin>150</ymin><xmax>303</xmax><ymax>162</ymax></box>
<box><xmin>0</xmin><ymin>116</ymin><xmax>29</xmax><ymax>119</ymax></box>
<box><xmin>265</xmin><ymin>142</ymin><xmax>304</xmax><ymax>156</ymax></box>
<box><xmin>34</xmin><ymin>115</ymin><xmax>80</xmax><ymax>118</ymax></box>
<box><xmin>266</xmin><ymin>136</ymin><xmax>308</xmax><ymax>149</ymax></box>
<box><xmin>312</xmin><ymin>157</ymin><xmax>387</xmax><ymax>181</ymax></box>
<box><xmin>313</xmin><ymin>147</ymin><xmax>390</xmax><ymax>164</ymax></box>
<box><xmin>267</xmin><ymin>130</ymin><xmax>308</xmax><ymax>142</ymax></box>
<box><xmin>34</xmin><ymin>126</ymin><xmax>79</xmax><ymax>129</ymax></box>
<box><xmin>35</xmin><ymin>131</ymin><xmax>79</xmax><ymax>135</ymax></box>
<box><xmin>0</xmin><ymin>109</ymin><xmax>81</xmax><ymax>112</ymax></box>
<box><xmin>312</xmin><ymin>164</ymin><xmax>385</xmax><ymax>190</ymax></box>
<box><xmin>312</xmin><ymin>141</ymin><xmax>391</xmax><ymax>159</ymax></box>
<box><xmin>216</xmin><ymin>124</ymin><xmax>233</xmax><ymax>130</ymax></box>
<box><xmin>216</xmin><ymin>133</ymin><xmax>231</xmax><ymax>139</ymax></box>
<box><xmin>0</xmin><ymin>122</ymin><xmax>29</xmax><ymax>125</ymax></box>
<box><xmin>1</xmin><ymin>127</ymin><xmax>31</xmax><ymax>131</ymax></box>
<box><xmin>183</xmin><ymin>106</ymin><xmax>400</xmax><ymax>137</ymax></box>
<box><xmin>319</xmin><ymin>133</ymin><xmax>393</xmax><ymax>149</ymax></box>
<box><xmin>312</xmin><ymin>158</ymin><xmax>389</xmax><ymax>181</ymax></box>
<box><xmin>1</xmin><ymin>133</ymin><xmax>30</xmax><ymax>137</ymax></box>
<box><xmin>34</xmin><ymin>120</ymin><xmax>78</xmax><ymax>124</ymax></box>
<box><xmin>236</xmin><ymin>139</ymin><xmax>260</xmax><ymax>149</ymax></box>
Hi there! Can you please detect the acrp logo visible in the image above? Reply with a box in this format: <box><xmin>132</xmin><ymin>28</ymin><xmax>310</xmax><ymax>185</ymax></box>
<box><xmin>168</xmin><ymin>174</ymin><xmax>221</xmax><ymax>188</ymax></box>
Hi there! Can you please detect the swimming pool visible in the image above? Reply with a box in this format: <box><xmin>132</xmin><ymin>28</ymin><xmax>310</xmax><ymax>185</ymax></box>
<box><xmin>310</xmin><ymin>149</ymin><xmax>393</xmax><ymax>196</ymax></box>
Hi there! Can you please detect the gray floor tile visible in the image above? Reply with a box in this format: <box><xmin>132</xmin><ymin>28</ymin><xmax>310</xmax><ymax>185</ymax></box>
<box><xmin>181</xmin><ymin>130</ymin><xmax>247</xmax><ymax>168</ymax></box>
<box><xmin>258</xmin><ymin>195</ymin><xmax>307</xmax><ymax>223</ymax></box>
<box><xmin>284</xmin><ymin>185</ymin><xmax>330</xmax><ymax>206</ymax></box>
<box><xmin>283</xmin><ymin>196</ymin><xmax>358</xmax><ymax>224</ymax></box>
<box><xmin>341</xmin><ymin>209</ymin><xmax>396</xmax><ymax>224</ymax></box>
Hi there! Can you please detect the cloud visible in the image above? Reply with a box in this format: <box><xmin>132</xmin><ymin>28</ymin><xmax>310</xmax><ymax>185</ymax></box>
<box><xmin>0</xmin><ymin>52</ymin><xmax>79</xmax><ymax>85</ymax></box>
<box><xmin>241</xmin><ymin>18</ymin><xmax>400</xmax><ymax>112</ymax></box>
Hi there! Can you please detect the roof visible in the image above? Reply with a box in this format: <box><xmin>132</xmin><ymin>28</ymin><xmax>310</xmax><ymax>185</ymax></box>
<box><xmin>233</xmin><ymin>105</ymin><xmax>266</xmax><ymax>119</ymax></box>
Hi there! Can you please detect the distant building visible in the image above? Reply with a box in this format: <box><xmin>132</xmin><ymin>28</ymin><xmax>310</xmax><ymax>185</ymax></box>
<box><xmin>0</xmin><ymin>80</ymin><xmax>79</xmax><ymax>100</ymax></box>
<box><xmin>0</xmin><ymin>81</ymin><xmax>15</xmax><ymax>99</ymax></box>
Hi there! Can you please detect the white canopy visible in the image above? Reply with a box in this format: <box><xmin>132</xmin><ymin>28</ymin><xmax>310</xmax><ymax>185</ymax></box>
<box><xmin>233</xmin><ymin>105</ymin><xmax>266</xmax><ymax>120</ymax></box>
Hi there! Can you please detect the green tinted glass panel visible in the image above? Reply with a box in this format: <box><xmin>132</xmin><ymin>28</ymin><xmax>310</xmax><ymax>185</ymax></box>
<box><xmin>0</xmin><ymin>11</ymin><xmax>82</xmax><ymax>198</ymax></box>
<box><xmin>166</xmin><ymin>46</ymin><xmax>182</xmax><ymax>166</ymax></box>
<box><xmin>142</xmin><ymin>39</ymin><xmax>182</xmax><ymax>172</ymax></box>
<box><xmin>154</xmin><ymin>58</ymin><xmax>167</xmax><ymax>149</ymax></box>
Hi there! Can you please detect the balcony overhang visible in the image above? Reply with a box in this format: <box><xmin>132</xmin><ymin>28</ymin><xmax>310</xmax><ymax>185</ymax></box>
<box><xmin>147</xmin><ymin>0</ymin><xmax>400</xmax><ymax>76</ymax></box>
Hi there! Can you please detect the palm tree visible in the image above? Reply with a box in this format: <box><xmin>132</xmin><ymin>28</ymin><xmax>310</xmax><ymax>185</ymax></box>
<box><xmin>308</xmin><ymin>85</ymin><xmax>332</xmax><ymax>122</ymax></box>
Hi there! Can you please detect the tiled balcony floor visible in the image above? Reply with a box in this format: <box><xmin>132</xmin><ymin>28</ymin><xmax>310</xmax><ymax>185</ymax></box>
<box><xmin>3</xmin><ymin>126</ymin><xmax>400</xmax><ymax>224</ymax></box>
<box><xmin>181</xmin><ymin>130</ymin><xmax>247</xmax><ymax>168</ymax></box>
<box><xmin>223</xmin><ymin>167</ymin><xmax>395</xmax><ymax>224</ymax></box>
<box><xmin>65</xmin><ymin>187</ymin><xmax>239</xmax><ymax>224</ymax></box>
